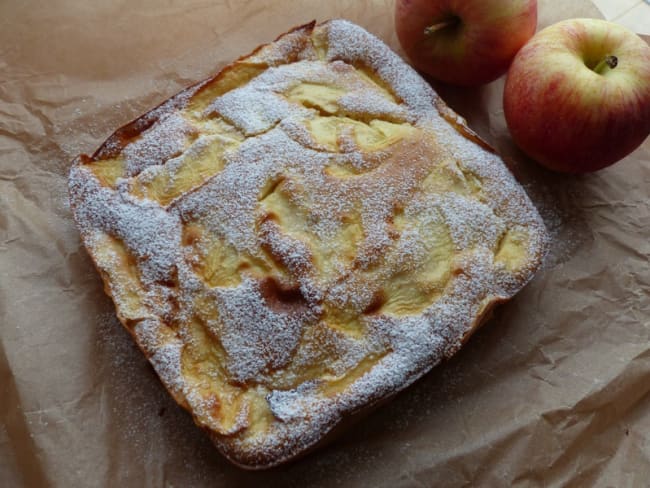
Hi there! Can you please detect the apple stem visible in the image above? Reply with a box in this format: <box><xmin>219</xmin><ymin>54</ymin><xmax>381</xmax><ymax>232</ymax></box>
<box><xmin>424</xmin><ymin>19</ymin><xmax>457</xmax><ymax>36</ymax></box>
<box><xmin>593</xmin><ymin>55</ymin><xmax>618</xmax><ymax>74</ymax></box>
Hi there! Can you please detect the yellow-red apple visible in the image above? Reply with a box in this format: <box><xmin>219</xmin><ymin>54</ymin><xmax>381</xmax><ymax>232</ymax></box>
<box><xmin>395</xmin><ymin>0</ymin><xmax>537</xmax><ymax>86</ymax></box>
<box><xmin>504</xmin><ymin>18</ymin><xmax>650</xmax><ymax>173</ymax></box>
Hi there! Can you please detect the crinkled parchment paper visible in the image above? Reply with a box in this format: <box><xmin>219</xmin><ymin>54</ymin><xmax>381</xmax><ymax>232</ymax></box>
<box><xmin>1</xmin><ymin>1</ymin><xmax>649</xmax><ymax>486</ymax></box>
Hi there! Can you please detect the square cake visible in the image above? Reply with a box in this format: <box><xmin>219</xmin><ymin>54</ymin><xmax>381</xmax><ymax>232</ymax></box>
<box><xmin>68</xmin><ymin>20</ymin><xmax>548</xmax><ymax>468</ymax></box>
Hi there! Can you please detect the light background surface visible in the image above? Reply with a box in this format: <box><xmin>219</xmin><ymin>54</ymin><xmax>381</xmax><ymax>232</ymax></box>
<box><xmin>591</xmin><ymin>0</ymin><xmax>650</xmax><ymax>34</ymax></box>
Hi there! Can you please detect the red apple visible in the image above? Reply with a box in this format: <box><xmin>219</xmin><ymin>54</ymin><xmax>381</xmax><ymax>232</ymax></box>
<box><xmin>395</xmin><ymin>0</ymin><xmax>537</xmax><ymax>86</ymax></box>
<box><xmin>504</xmin><ymin>18</ymin><xmax>650</xmax><ymax>173</ymax></box>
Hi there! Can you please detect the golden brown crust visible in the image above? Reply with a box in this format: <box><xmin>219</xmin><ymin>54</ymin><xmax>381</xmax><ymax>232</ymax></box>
<box><xmin>69</xmin><ymin>19</ymin><xmax>548</xmax><ymax>469</ymax></box>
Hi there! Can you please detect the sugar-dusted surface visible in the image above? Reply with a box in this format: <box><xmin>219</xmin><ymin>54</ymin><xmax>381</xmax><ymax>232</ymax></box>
<box><xmin>68</xmin><ymin>19</ymin><xmax>548</xmax><ymax>469</ymax></box>
<box><xmin>123</xmin><ymin>112</ymin><xmax>196</xmax><ymax>177</ymax></box>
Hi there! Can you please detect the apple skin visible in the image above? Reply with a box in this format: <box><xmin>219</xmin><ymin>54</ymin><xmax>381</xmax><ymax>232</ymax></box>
<box><xmin>395</xmin><ymin>0</ymin><xmax>537</xmax><ymax>86</ymax></box>
<box><xmin>504</xmin><ymin>18</ymin><xmax>650</xmax><ymax>173</ymax></box>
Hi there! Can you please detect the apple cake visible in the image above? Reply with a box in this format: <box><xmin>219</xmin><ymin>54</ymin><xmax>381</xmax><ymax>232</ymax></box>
<box><xmin>68</xmin><ymin>19</ymin><xmax>548</xmax><ymax>469</ymax></box>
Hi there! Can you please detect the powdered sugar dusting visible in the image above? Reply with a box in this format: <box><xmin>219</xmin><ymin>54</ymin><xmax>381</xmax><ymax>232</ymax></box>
<box><xmin>211</xmin><ymin>277</ymin><xmax>316</xmax><ymax>383</ymax></box>
<box><xmin>438</xmin><ymin>193</ymin><xmax>505</xmax><ymax>251</ymax></box>
<box><xmin>123</xmin><ymin>112</ymin><xmax>195</xmax><ymax>177</ymax></box>
<box><xmin>69</xmin><ymin>165</ymin><xmax>182</xmax><ymax>285</ymax></box>
<box><xmin>326</xmin><ymin>20</ymin><xmax>438</xmax><ymax>118</ymax></box>
<box><xmin>69</xmin><ymin>19</ymin><xmax>548</xmax><ymax>468</ymax></box>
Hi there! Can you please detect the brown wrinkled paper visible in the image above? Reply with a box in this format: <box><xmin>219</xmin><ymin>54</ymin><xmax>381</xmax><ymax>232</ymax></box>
<box><xmin>2</xmin><ymin>1</ymin><xmax>649</xmax><ymax>486</ymax></box>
